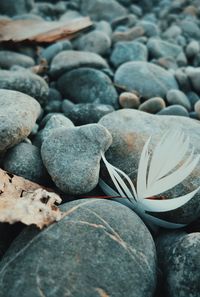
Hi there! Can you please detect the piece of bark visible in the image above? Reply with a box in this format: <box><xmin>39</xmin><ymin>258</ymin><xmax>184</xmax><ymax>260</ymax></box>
<box><xmin>0</xmin><ymin>17</ymin><xmax>92</xmax><ymax>43</ymax></box>
<box><xmin>0</xmin><ymin>169</ymin><xmax>62</xmax><ymax>228</ymax></box>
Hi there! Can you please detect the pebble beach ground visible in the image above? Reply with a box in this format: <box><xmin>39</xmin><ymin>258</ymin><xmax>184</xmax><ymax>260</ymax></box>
<box><xmin>0</xmin><ymin>0</ymin><xmax>200</xmax><ymax>296</ymax></box>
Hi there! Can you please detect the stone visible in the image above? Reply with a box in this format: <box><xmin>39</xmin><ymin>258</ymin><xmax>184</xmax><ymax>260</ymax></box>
<box><xmin>112</xmin><ymin>26</ymin><xmax>145</xmax><ymax>43</ymax></box>
<box><xmin>163</xmin><ymin>25</ymin><xmax>182</xmax><ymax>39</ymax></box>
<box><xmin>185</xmin><ymin>40</ymin><xmax>200</xmax><ymax>59</ymax></box>
<box><xmin>175</xmin><ymin>69</ymin><xmax>191</xmax><ymax>93</ymax></box>
<box><xmin>114</xmin><ymin>61</ymin><xmax>179</xmax><ymax>99</ymax></box>
<box><xmin>3</xmin><ymin>143</ymin><xmax>48</xmax><ymax>184</ymax></box>
<box><xmin>95</xmin><ymin>20</ymin><xmax>112</xmax><ymax>37</ymax></box>
<box><xmin>41</xmin><ymin>40</ymin><xmax>72</xmax><ymax>63</ymax></box>
<box><xmin>57</xmin><ymin>68</ymin><xmax>118</xmax><ymax>107</ymax></box>
<box><xmin>194</xmin><ymin>100</ymin><xmax>200</xmax><ymax>119</ymax></box>
<box><xmin>186</xmin><ymin>67</ymin><xmax>200</xmax><ymax>94</ymax></box>
<box><xmin>0</xmin><ymin>69</ymin><xmax>49</xmax><ymax>105</ymax></box>
<box><xmin>41</xmin><ymin>124</ymin><xmax>112</xmax><ymax>194</ymax></box>
<box><xmin>156</xmin><ymin>231</ymin><xmax>200</xmax><ymax>297</ymax></box>
<box><xmin>33</xmin><ymin>114</ymin><xmax>74</xmax><ymax>148</ymax></box>
<box><xmin>44</xmin><ymin>101</ymin><xmax>62</xmax><ymax>113</ymax></box>
<box><xmin>187</xmin><ymin>91</ymin><xmax>200</xmax><ymax>109</ymax></box>
<box><xmin>99</xmin><ymin>109</ymin><xmax>200</xmax><ymax>224</ymax></box>
<box><xmin>180</xmin><ymin>20</ymin><xmax>200</xmax><ymax>40</ymax></box>
<box><xmin>147</xmin><ymin>38</ymin><xmax>182</xmax><ymax>59</ymax></box>
<box><xmin>0</xmin><ymin>90</ymin><xmax>40</xmax><ymax>153</ymax></box>
<box><xmin>166</xmin><ymin>89</ymin><xmax>191</xmax><ymax>110</ymax></box>
<box><xmin>119</xmin><ymin>92</ymin><xmax>140</xmax><ymax>108</ymax></box>
<box><xmin>176</xmin><ymin>51</ymin><xmax>188</xmax><ymax>67</ymax></box>
<box><xmin>59</xmin><ymin>9</ymin><xmax>82</xmax><ymax>21</ymax></box>
<box><xmin>130</xmin><ymin>4</ymin><xmax>143</xmax><ymax>17</ymax></box>
<box><xmin>110</xmin><ymin>41</ymin><xmax>148</xmax><ymax>68</ymax></box>
<box><xmin>158</xmin><ymin>105</ymin><xmax>189</xmax><ymax>117</ymax></box>
<box><xmin>0</xmin><ymin>51</ymin><xmax>34</xmax><ymax>69</ymax></box>
<box><xmin>50</xmin><ymin>50</ymin><xmax>108</xmax><ymax>78</ymax></box>
<box><xmin>0</xmin><ymin>0</ymin><xmax>34</xmax><ymax>16</ymax></box>
<box><xmin>63</xmin><ymin>103</ymin><xmax>114</xmax><ymax>125</ymax></box>
<box><xmin>61</xmin><ymin>99</ymin><xmax>75</xmax><ymax>115</ymax></box>
<box><xmin>74</xmin><ymin>30</ymin><xmax>111</xmax><ymax>56</ymax></box>
<box><xmin>139</xmin><ymin>97</ymin><xmax>166</xmax><ymax>113</ymax></box>
<box><xmin>0</xmin><ymin>199</ymin><xmax>157</xmax><ymax>297</ymax></box>
<box><xmin>137</xmin><ymin>20</ymin><xmax>159</xmax><ymax>37</ymax></box>
<box><xmin>80</xmin><ymin>0</ymin><xmax>127</xmax><ymax>22</ymax></box>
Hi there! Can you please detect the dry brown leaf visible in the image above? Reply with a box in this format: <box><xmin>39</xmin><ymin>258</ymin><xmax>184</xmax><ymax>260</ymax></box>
<box><xmin>0</xmin><ymin>169</ymin><xmax>62</xmax><ymax>228</ymax></box>
<box><xmin>0</xmin><ymin>17</ymin><xmax>92</xmax><ymax>43</ymax></box>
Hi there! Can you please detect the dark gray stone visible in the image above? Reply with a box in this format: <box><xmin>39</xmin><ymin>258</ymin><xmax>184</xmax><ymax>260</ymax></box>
<box><xmin>0</xmin><ymin>199</ymin><xmax>157</xmax><ymax>297</ymax></box>
<box><xmin>0</xmin><ymin>0</ymin><xmax>34</xmax><ymax>16</ymax></box>
<box><xmin>139</xmin><ymin>97</ymin><xmax>166</xmax><ymax>113</ymax></box>
<box><xmin>57</xmin><ymin>68</ymin><xmax>118</xmax><ymax>107</ymax></box>
<box><xmin>74</xmin><ymin>30</ymin><xmax>111</xmax><ymax>55</ymax></box>
<box><xmin>156</xmin><ymin>231</ymin><xmax>200</xmax><ymax>297</ymax></box>
<box><xmin>33</xmin><ymin>114</ymin><xmax>74</xmax><ymax>148</ymax></box>
<box><xmin>0</xmin><ymin>69</ymin><xmax>49</xmax><ymax>105</ymax></box>
<box><xmin>166</xmin><ymin>89</ymin><xmax>191</xmax><ymax>110</ymax></box>
<box><xmin>41</xmin><ymin>124</ymin><xmax>112</xmax><ymax>194</ymax></box>
<box><xmin>158</xmin><ymin>105</ymin><xmax>189</xmax><ymax>117</ymax></box>
<box><xmin>99</xmin><ymin>109</ymin><xmax>200</xmax><ymax>224</ymax></box>
<box><xmin>50</xmin><ymin>50</ymin><xmax>108</xmax><ymax>78</ymax></box>
<box><xmin>187</xmin><ymin>91</ymin><xmax>200</xmax><ymax>109</ymax></box>
<box><xmin>3</xmin><ymin>142</ymin><xmax>48</xmax><ymax>184</ymax></box>
<box><xmin>110</xmin><ymin>41</ymin><xmax>148</xmax><ymax>68</ymax></box>
<box><xmin>0</xmin><ymin>51</ymin><xmax>34</xmax><ymax>69</ymax></box>
<box><xmin>114</xmin><ymin>61</ymin><xmax>179</xmax><ymax>99</ymax></box>
<box><xmin>147</xmin><ymin>38</ymin><xmax>182</xmax><ymax>59</ymax></box>
<box><xmin>0</xmin><ymin>90</ymin><xmax>40</xmax><ymax>153</ymax></box>
<box><xmin>63</xmin><ymin>103</ymin><xmax>114</xmax><ymax>125</ymax></box>
<box><xmin>80</xmin><ymin>0</ymin><xmax>127</xmax><ymax>22</ymax></box>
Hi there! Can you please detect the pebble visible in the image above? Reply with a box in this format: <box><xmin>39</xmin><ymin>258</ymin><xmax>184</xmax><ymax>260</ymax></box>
<box><xmin>0</xmin><ymin>51</ymin><xmax>35</xmax><ymax>69</ymax></box>
<box><xmin>156</xmin><ymin>231</ymin><xmax>200</xmax><ymax>297</ymax></box>
<box><xmin>180</xmin><ymin>20</ymin><xmax>200</xmax><ymax>40</ymax></box>
<box><xmin>80</xmin><ymin>0</ymin><xmax>127</xmax><ymax>22</ymax></box>
<box><xmin>33</xmin><ymin>114</ymin><xmax>74</xmax><ymax>148</ymax></box>
<box><xmin>187</xmin><ymin>91</ymin><xmax>200</xmax><ymax>109</ymax></box>
<box><xmin>61</xmin><ymin>99</ymin><xmax>75</xmax><ymax>114</ymax></box>
<box><xmin>112</xmin><ymin>26</ymin><xmax>145</xmax><ymax>42</ymax></box>
<box><xmin>147</xmin><ymin>38</ymin><xmax>182</xmax><ymax>59</ymax></box>
<box><xmin>3</xmin><ymin>143</ymin><xmax>48</xmax><ymax>184</ymax></box>
<box><xmin>0</xmin><ymin>199</ymin><xmax>157</xmax><ymax>297</ymax></box>
<box><xmin>0</xmin><ymin>0</ymin><xmax>33</xmax><ymax>16</ymax></box>
<box><xmin>137</xmin><ymin>20</ymin><xmax>159</xmax><ymax>37</ymax></box>
<box><xmin>139</xmin><ymin>97</ymin><xmax>166</xmax><ymax>113</ymax></box>
<box><xmin>186</xmin><ymin>67</ymin><xmax>200</xmax><ymax>94</ymax></box>
<box><xmin>40</xmin><ymin>40</ymin><xmax>72</xmax><ymax>63</ymax></box>
<box><xmin>59</xmin><ymin>9</ymin><xmax>81</xmax><ymax>21</ymax></box>
<box><xmin>50</xmin><ymin>50</ymin><xmax>108</xmax><ymax>78</ymax></box>
<box><xmin>99</xmin><ymin>109</ymin><xmax>200</xmax><ymax>224</ymax></box>
<box><xmin>158</xmin><ymin>105</ymin><xmax>189</xmax><ymax>117</ymax></box>
<box><xmin>110</xmin><ymin>41</ymin><xmax>148</xmax><ymax>68</ymax></box>
<box><xmin>185</xmin><ymin>40</ymin><xmax>200</xmax><ymax>59</ymax></box>
<box><xmin>194</xmin><ymin>100</ymin><xmax>200</xmax><ymax>119</ymax></box>
<box><xmin>0</xmin><ymin>69</ymin><xmax>49</xmax><ymax>105</ymax></box>
<box><xmin>166</xmin><ymin>89</ymin><xmax>191</xmax><ymax>110</ymax></box>
<box><xmin>41</xmin><ymin>124</ymin><xmax>112</xmax><ymax>194</ymax></box>
<box><xmin>74</xmin><ymin>30</ymin><xmax>111</xmax><ymax>55</ymax></box>
<box><xmin>114</xmin><ymin>61</ymin><xmax>179</xmax><ymax>99</ymax></box>
<box><xmin>163</xmin><ymin>24</ymin><xmax>182</xmax><ymax>39</ymax></box>
<box><xmin>95</xmin><ymin>20</ymin><xmax>112</xmax><ymax>37</ymax></box>
<box><xmin>0</xmin><ymin>90</ymin><xmax>41</xmax><ymax>153</ymax></box>
<box><xmin>62</xmin><ymin>103</ymin><xmax>114</xmax><ymax>125</ymax></box>
<box><xmin>119</xmin><ymin>92</ymin><xmax>140</xmax><ymax>108</ymax></box>
<box><xmin>57</xmin><ymin>67</ymin><xmax>118</xmax><ymax>107</ymax></box>
<box><xmin>174</xmin><ymin>68</ymin><xmax>191</xmax><ymax>92</ymax></box>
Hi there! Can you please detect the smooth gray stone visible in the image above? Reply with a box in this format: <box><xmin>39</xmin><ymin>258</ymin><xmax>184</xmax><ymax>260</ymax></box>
<box><xmin>0</xmin><ymin>51</ymin><xmax>34</xmax><ymax>69</ymax></box>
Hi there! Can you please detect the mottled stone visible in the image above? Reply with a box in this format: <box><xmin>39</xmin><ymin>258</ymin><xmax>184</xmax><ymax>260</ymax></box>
<box><xmin>110</xmin><ymin>41</ymin><xmax>148</xmax><ymax>68</ymax></box>
<box><xmin>156</xmin><ymin>231</ymin><xmax>200</xmax><ymax>297</ymax></box>
<box><xmin>0</xmin><ymin>51</ymin><xmax>34</xmax><ymax>69</ymax></box>
<box><xmin>50</xmin><ymin>50</ymin><xmax>108</xmax><ymax>78</ymax></box>
<box><xmin>80</xmin><ymin>0</ymin><xmax>127</xmax><ymax>22</ymax></box>
<box><xmin>41</xmin><ymin>124</ymin><xmax>112</xmax><ymax>194</ymax></box>
<box><xmin>0</xmin><ymin>199</ymin><xmax>157</xmax><ymax>297</ymax></box>
<box><xmin>99</xmin><ymin>109</ymin><xmax>200</xmax><ymax>224</ymax></box>
<box><xmin>3</xmin><ymin>143</ymin><xmax>48</xmax><ymax>184</ymax></box>
<box><xmin>147</xmin><ymin>38</ymin><xmax>182</xmax><ymax>59</ymax></box>
<box><xmin>112</xmin><ymin>26</ymin><xmax>145</xmax><ymax>43</ymax></box>
<box><xmin>0</xmin><ymin>90</ymin><xmax>40</xmax><ymax>153</ymax></box>
<box><xmin>57</xmin><ymin>68</ymin><xmax>118</xmax><ymax>107</ymax></box>
<box><xmin>139</xmin><ymin>97</ymin><xmax>166</xmax><ymax>113</ymax></box>
<box><xmin>0</xmin><ymin>69</ymin><xmax>49</xmax><ymax>105</ymax></box>
<box><xmin>158</xmin><ymin>105</ymin><xmax>189</xmax><ymax>117</ymax></box>
<box><xmin>115</xmin><ymin>61</ymin><xmax>179</xmax><ymax>99</ymax></box>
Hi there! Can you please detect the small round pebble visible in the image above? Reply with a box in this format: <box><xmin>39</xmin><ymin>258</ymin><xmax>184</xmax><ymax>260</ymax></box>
<box><xmin>166</xmin><ymin>89</ymin><xmax>191</xmax><ymax>111</ymax></box>
<box><xmin>119</xmin><ymin>92</ymin><xmax>140</xmax><ymax>108</ymax></box>
<box><xmin>139</xmin><ymin>97</ymin><xmax>166</xmax><ymax>113</ymax></box>
<box><xmin>157</xmin><ymin>105</ymin><xmax>189</xmax><ymax>117</ymax></box>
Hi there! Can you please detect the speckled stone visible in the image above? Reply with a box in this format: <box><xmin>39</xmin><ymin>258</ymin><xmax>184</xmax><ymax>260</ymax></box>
<box><xmin>139</xmin><ymin>97</ymin><xmax>166</xmax><ymax>113</ymax></box>
<box><xmin>119</xmin><ymin>92</ymin><xmax>140</xmax><ymax>108</ymax></box>
<box><xmin>0</xmin><ymin>199</ymin><xmax>157</xmax><ymax>297</ymax></box>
